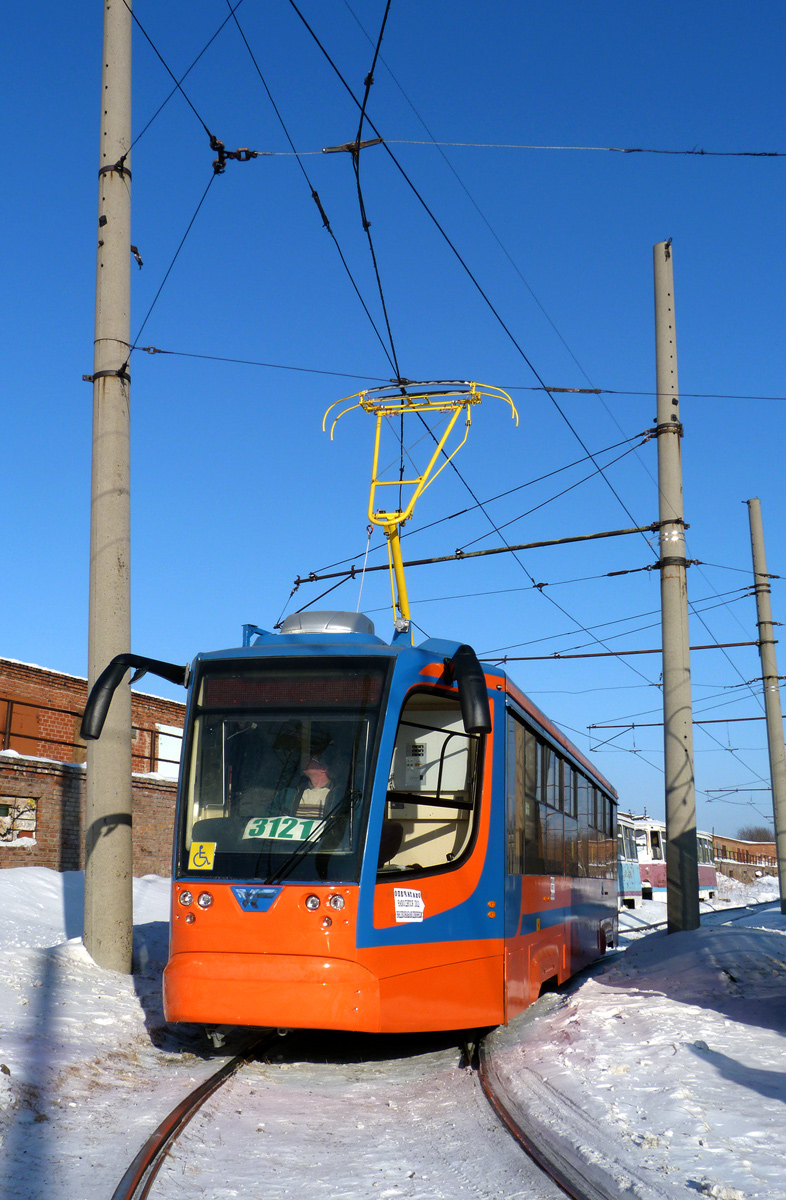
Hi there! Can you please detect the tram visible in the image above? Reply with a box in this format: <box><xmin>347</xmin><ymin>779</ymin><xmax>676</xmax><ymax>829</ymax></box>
<box><xmin>81</xmin><ymin>382</ymin><xmax>618</xmax><ymax>1033</ymax></box>
<box><xmin>631</xmin><ymin>815</ymin><xmax>717</xmax><ymax>902</ymax></box>
<box><xmin>82</xmin><ymin>611</ymin><xmax>618</xmax><ymax>1033</ymax></box>
<box><xmin>617</xmin><ymin>812</ymin><xmax>642</xmax><ymax>909</ymax></box>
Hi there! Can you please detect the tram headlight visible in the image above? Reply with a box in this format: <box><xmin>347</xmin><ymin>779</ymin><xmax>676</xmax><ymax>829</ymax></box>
<box><xmin>305</xmin><ymin>894</ymin><xmax>321</xmax><ymax>911</ymax></box>
<box><xmin>328</xmin><ymin>894</ymin><xmax>345</xmax><ymax>911</ymax></box>
<box><xmin>197</xmin><ymin>892</ymin><xmax>214</xmax><ymax>909</ymax></box>
<box><xmin>179</xmin><ymin>891</ymin><xmax>194</xmax><ymax>907</ymax></box>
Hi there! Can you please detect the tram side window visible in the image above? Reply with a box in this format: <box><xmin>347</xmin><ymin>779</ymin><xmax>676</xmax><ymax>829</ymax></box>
<box><xmin>505</xmin><ymin>719</ymin><xmax>592</xmax><ymax>880</ymax></box>
<box><xmin>379</xmin><ymin>692</ymin><xmax>481</xmax><ymax>876</ymax></box>
<box><xmin>542</xmin><ymin>747</ymin><xmax>564</xmax><ymax>875</ymax></box>
<box><xmin>506</xmin><ymin>715</ymin><xmax>525</xmax><ymax>875</ymax></box>
<box><xmin>522</xmin><ymin>725</ymin><xmax>545</xmax><ymax>875</ymax></box>
<box><xmin>605</xmin><ymin>798</ymin><xmax>617</xmax><ymax>880</ymax></box>
<box><xmin>564</xmin><ymin>766</ymin><xmax>579</xmax><ymax>875</ymax></box>
<box><xmin>588</xmin><ymin>787</ymin><xmax>604</xmax><ymax>878</ymax></box>
<box><xmin>523</xmin><ymin>727</ymin><xmax>544</xmax><ymax>874</ymax></box>
<box><xmin>698</xmin><ymin>836</ymin><xmax>714</xmax><ymax>865</ymax></box>
<box><xmin>577</xmin><ymin>773</ymin><xmax>591</xmax><ymax>876</ymax></box>
<box><xmin>621</xmin><ymin>825</ymin><xmax>636</xmax><ymax>861</ymax></box>
<box><xmin>650</xmin><ymin>828</ymin><xmax>664</xmax><ymax>860</ymax></box>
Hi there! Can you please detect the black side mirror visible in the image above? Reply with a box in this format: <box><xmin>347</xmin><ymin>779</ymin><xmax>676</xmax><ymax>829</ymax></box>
<box><xmin>81</xmin><ymin>653</ymin><xmax>188</xmax><ymax>741</ymax></box>
<box><xmin>451</xmin><ymin>644</ymin><xmax>492</xmax><ymax>735</ymax></box>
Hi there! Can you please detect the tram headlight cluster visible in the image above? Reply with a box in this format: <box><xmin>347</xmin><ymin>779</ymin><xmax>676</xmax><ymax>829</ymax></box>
<box><xmin>305</xmin><ymin>893</ymin><xmax>345</xmax><ymax>912</ymax></box>
<box><xmin>179</xmin><ymin>890</ymin><xmax>213</xmax><ymax>911</ymax></box>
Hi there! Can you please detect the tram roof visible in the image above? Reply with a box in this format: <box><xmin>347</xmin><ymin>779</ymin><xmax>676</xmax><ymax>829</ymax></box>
<box><xmin>190</xmin><ymin>610</ymin><xmax>616</xmax><ymax>797</ymax></box>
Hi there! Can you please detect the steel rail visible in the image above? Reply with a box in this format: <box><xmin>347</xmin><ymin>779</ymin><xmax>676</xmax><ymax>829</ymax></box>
<box><xmin>111</xmin><ymin>1038</ymin><xmax>269</xmax><ymax>1200</ymax></box>
<box><xmin>477</xmin><ymin>1041</ymin><xmax>604</xmax><ymax>1200</ymax></box>
<box><xmin>477</xmin><ymin>899</ymin><xmax>780</xmax><ymax>1200</ymax></box>
<box><xmin>620</xmin><ymin>897</ymin><xmax>778</xmax><ymax>937</ymax></box>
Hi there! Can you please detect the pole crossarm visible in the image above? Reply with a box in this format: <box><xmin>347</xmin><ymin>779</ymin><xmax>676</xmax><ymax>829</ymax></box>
<box><xmin>295</xmin><ymin>522</ymin><xmax>661</xmax><ymax>587</ymax></box>
<box><xmin>484</xmin><ymin>641</ymin><xmax>758</xmax><ymax>663</ymax></box>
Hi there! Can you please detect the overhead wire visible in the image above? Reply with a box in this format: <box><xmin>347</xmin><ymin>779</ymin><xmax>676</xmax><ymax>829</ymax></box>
<box><xmin>124</xmin><ymin>1</ymin><xmax>658</xmax><ymax>695</ymax></box>
<box><xmin>224</xmin><ymin>0</ymin><xmax>399</xmax><ymax>375</ymax></box>
<box><xmin>347</xmin><ymin>0</ymin><xmax>404</xmax><ymax>382</ymax></box>
<box><xmin>120</xmin><ymin>0</ymin><xmax>215</xmax><ymax>143</ymax></box>
<box><xmin>456</xmin><ymin>438</ymin><xmax>651</xmax><ymax>551</ymax></box>
<box><xmin>130</xmin><ymin>6</ymin><xmax>775</xmax><ymax>800</ymax></box>
<box><xmin>381</xmin><ymin>139</ymin><xmax>786</xmax><ymax>158</ymax></box>
<box><xmin>286</xmin><ymin>0</ymin><xmax>656</xmax><ymax>563</ymax></box>
<box><xmin>127</xmin><ymin>173</ymin><xmax>218</xmax><ymax>358</ymax></box>
<box><xmin>137</xmin><ymin>346</ymin><xmax>389</xmax><ymax>382</ymax></box>
<box><xmin>309</xmin><ymin>430</ymin><xmax>649</xmax><ymax>574</ymax></box>
<box><xmin>125</xmin><ymin>1</ymin><xmax>247</xmax><ymax>155</ymax></box>
<box><xmin>343</xmin><ymin>0</ymin><xmax>617</xmax><ymax>427</ymax></box>
<box><xmin>342</xmin><ymin>61</ymin><xmax>776</xmax><ymax>736</ymax></box>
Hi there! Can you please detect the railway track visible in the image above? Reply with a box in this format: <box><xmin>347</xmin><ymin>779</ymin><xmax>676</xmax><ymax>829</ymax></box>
<box><xmin>113</xmin><ymin>903</ymin><xmax>776</xmax><ymax>1200</ymax></box>
<box><xmin>111</xmin><ymin>1036</ymin><xmax>271</xmax><ymax>1200</ymax></box>
<box><xmin>111</xmin><ymin>1029</ymin><xmax>571</xmax><ymax>1200</ymax></box>
<box><xmin>619</xmin><ymin>896</ymin><xmax>779</xmax><ymax>938</ymax></box>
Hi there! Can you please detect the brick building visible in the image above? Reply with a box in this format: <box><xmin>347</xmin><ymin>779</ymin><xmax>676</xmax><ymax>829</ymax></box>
<box><xmin>713</xmin><ymin>832</ymin><xmax>778</xmax><ymax>884</ymax></box>
<box><xmin>0</xmin><ymin>657</ymin><xmax>185</xmax><ymax>875</ymax></box>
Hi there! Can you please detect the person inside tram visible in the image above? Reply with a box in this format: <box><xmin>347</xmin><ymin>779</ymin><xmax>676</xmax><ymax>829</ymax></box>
<box><xmin>293</xmin><ymin>748</ymin><xmax>341</xmax><ymax>820</ymax></box>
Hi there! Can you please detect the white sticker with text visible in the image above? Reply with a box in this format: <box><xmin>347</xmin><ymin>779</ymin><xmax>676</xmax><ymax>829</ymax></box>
<box><xmin>394</xmin><ymin>887</ymin><xmax>425</xmax><ymax>923</ymax></box>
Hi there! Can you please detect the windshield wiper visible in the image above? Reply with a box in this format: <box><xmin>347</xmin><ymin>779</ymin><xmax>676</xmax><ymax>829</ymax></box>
<box><xmin>260</xmin><ymin>791</ymin><xmax>359</xmax><ymax>885</ymax></box>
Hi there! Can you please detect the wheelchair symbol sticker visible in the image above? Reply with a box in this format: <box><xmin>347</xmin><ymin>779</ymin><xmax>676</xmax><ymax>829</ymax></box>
<box><xmin>189</xmin><ymin>841</ymin><xmax>216</xmax><ymax>870</ymax></box>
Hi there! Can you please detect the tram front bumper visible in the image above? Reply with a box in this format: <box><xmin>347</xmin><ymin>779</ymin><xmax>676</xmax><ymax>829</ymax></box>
<box><xmin>164</xmin><ymin>951</ymin><xmax>381</xmax><ymax>1032</ymax></box>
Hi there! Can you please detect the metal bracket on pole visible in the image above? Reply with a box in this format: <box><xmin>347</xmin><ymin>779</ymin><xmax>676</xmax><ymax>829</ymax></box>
<box><xmin>98</xmin><ymin>161</ymin><xmax>132</xmax><ymax>180</ymax></box>
<box><xmin>83</xmin><ymin>368</ymin><xmax>131</xmax><ymax>384</ymax></box>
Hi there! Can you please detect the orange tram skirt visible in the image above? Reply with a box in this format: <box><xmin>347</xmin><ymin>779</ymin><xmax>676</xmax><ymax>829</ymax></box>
<box><xmin>164</xmin><ymin>942</ymin><xmax>506</xmax><ymax>1034</ymax></box>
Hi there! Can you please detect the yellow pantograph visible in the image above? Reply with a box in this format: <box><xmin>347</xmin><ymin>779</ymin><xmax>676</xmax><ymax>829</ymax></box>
<box><xmin>323</xmin><ymin>381</ymin><xmax>518</xmax><ymax>636</ymax></box>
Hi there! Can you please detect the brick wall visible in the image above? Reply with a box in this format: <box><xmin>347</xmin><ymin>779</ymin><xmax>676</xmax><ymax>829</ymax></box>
<box><xmin>0</xmin><ymin>753</ymin><xmax>176</xmax><ymax>875</ymax></box>
<box><xmin>0</xmin><ymin>657</ymin><xmax>185</xmax><ymax>875</ymax></box>
<box><xmin>713</xmin><ymin>833</ymin><xmax>778</xmax><ymax>884</ymax></box>
<box><xmin>0</xmin><ymin>657</ymin><xmax>185</xmax><ymax>773</ymax></box>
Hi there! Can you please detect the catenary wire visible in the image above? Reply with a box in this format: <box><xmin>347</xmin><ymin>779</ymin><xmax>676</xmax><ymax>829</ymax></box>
<box><xmin>348</xmin><ymin>0</ymin><xmax>405</xmax><ymax>381</ymax></box>
<box><xmin>122</xmin><ymin>8</ymin><xmax>773</xmax><ymax>802</ymax></box>
<box><xmin>343</xmin><ymin>0</ymin><xmax>634</xmax><ymax>453</ymax></box>
<box><xmin>382</xmin><ymin>139</ymin><xmax>786</xmax><ymax>157</ymax></box>
<box><xmin>456</xmin><ymin>439</ymin><xmax>650</xmax><ymax>551</ymax></box>
<box><xmin>138</xmin><ymin>346</ymin><xmax>389</xmax><ymax>381</ymax></box>
<box><xmin>244</xmin><ymin>7</ymin><xmax>772</xmax><ymax>748</ymax></box>
<box><xmin>127</xmin><ymin>173</ymin><xmax>218</xmax><ymax>358</ymax></box>
<box><xmin>120</xmin><ymin>0</ymin><xmax>214</xmax><ymax>141</ymax></box>
<box><xmin>311</xmin><ymin>430</ymin><xmax>649</xmax><ymax>574</ymax></box>
<box><xmin>286</xmin><ymin>0</ymin><xmax>656</xmax><ymax>562</ymax></box>
<box><xmin>127</xmin><ymin>2</ymin><xmax>246</xmax><ymax>154</ymax></box>
<box><xmin>224</xmin><ymin>0</ymin><xmax>398</xmax><ymax>374</ymax></box>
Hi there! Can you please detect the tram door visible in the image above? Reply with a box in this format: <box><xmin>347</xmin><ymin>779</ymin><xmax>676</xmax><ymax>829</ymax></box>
<box><xmin>372</xmin><ymin>685</ymin><xmax>499</xmax><ymax>1027</ymax></box>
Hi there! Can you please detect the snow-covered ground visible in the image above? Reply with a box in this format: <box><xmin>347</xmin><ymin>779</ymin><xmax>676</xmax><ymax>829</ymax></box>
<box><xmin>0</xmin><ymin>867</ymin><xmax>783</xmax><ymax>1199</ymax></box>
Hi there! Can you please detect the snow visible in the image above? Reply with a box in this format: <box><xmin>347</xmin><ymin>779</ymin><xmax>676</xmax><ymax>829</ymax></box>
<box><xmin>1</xmin><ymin>867</ymin><xmax>784</xmax><ymax>1199</ymax></box>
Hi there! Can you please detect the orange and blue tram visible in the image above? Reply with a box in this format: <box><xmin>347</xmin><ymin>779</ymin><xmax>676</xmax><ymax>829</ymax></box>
<box><xmin>83</xmin><ymin>610</ymin><xmax>618</xmax><ymax>1033</ymax></box>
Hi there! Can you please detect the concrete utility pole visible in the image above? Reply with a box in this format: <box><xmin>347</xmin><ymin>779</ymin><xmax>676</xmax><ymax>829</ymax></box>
<box><xmin>653</xmin><ymin>240</ymin><xmax>700</xmax><ymax>933</ymax></box>
<box><xmin>746</xmin><ymin>497</ymin><xmax>786</xmax><ymax>913</ymax></box>
<box><xmin>84</xmin><ymin>0</ymin><xmax>134</xmax><ymax>973</ymax></box>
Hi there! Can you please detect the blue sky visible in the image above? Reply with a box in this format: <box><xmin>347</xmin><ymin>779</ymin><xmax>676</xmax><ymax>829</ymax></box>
<box><xmin>3</xmin><ymin>1</ymin><xmax>785</xmax><ymax>838</ymax></box>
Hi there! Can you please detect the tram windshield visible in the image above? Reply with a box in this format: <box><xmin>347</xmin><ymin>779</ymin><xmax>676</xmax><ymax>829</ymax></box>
<box><xmin>179</xmin><ymin>659</ymin><xmax>389</xmax><ymax>883</ymax></box>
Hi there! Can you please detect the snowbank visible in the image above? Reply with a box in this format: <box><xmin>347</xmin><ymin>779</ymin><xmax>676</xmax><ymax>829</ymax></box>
<box><xmin>1</xmin><ymin>867</ymin><xmax>784</xmax><ymax>1199</ymax></box>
